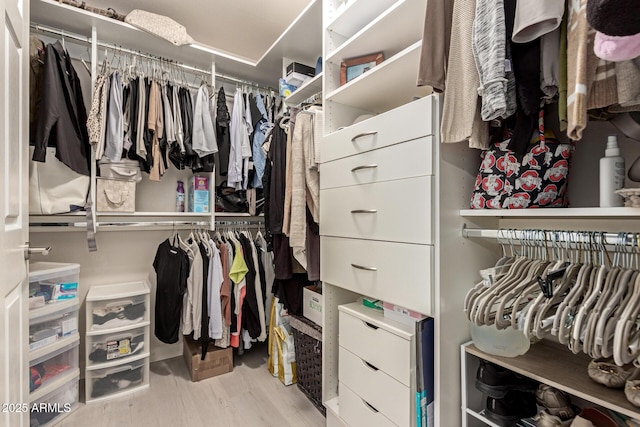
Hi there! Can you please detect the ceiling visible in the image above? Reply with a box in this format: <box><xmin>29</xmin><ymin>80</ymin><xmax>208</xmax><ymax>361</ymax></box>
<box><xmin>93</xmin><ymin>0</ymin><xmax>313</xmax><ymax>61</ymax></box>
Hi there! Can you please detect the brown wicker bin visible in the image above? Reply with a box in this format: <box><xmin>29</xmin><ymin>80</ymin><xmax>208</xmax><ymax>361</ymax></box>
<box><xmin>289</xmin><ymin>315</ymin><xmax>325</xmax><ymax>416</ymax></box>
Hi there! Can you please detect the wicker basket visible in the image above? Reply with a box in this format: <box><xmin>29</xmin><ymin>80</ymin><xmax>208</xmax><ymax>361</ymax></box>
<box><xmin>289</xmin><ymin>315</ymin><xmax>325</xmax><ymax>416</ymax></box>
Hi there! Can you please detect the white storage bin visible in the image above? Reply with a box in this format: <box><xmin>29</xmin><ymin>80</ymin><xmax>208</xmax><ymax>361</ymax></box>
<box><xmin>86</xmin><ymin>358</ymin><xmax>148</xmax><ymax>402</ymax></box>
<box><xmin>86</xmin><ymin>281</ymin><xmax>150</xmax><ymax>333</ymax></box>
<box><xmin>29</xmin><ymin>262</ymin><xmax>79</xmax><ymax>309</ymax></box>
<box><xmin>30</xmin><ymin>373</ymin><xmax>79</xmax><ymax>427</ymax></box>
<box><xmin>29</xmin><ymin>337</ymin><xmax>79</xmax><ymax>395</ymax></box>
<box><xmin>29</xmin><ymin>301</ymin><xmax>79</xmax><ymax>352</ymax></box>
<box><xmin>86</xmin><ymin>325</ymin><xmax>148</xmax><ymax>368</ymax></box>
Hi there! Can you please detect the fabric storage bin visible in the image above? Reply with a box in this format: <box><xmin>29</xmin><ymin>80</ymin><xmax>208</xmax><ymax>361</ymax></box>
<box><xmin>30</xmin><ymin>373</ymin><xmax>79</xmax><ymax>427</ymax></box>
<box><xmin>98</xmin><ymin>158</ymin><xmax>142</xmax><ymax>183</ymax></box>
<box><xmin>87</xmin><ymin>297</ymin><xmax>147</xmax><ymax>332</ymax></box>
<box><xmin>29</xmin><ymin>263</ymin><xmax>80</xmax><ymax>310</ymax></box>
<box><xmin>29</xmin><ymin>339</ymin><xmax>79</xmax><ymax>394</ymax></box>
<box><xmin>289</xmin><ymin>315</ymin><xmax>325</xmax><ymax>416</ymax></box>
<box><xmin>30</xmin><ymin>302</ymin><xmax>79</xmax><ymax>352</ymax></box>
<box><xmin>96</xmin><ymin>177</ymin><xmax>136</xmax><ymax>212</ymax></box>
<box><xmin>86</xmin><ymin>358</ymin><xmax>146</xmax><ymax>401</ymax></box>
<box><xmin>86</xmin><ymin>326</ymin><xmax>147</xmax><ymax>367</ymax></box>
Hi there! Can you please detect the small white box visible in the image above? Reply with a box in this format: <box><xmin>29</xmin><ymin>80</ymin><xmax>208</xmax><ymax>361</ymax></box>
<box><xmin>303</xmin><ymin>286</ymin><xmax>323</xmax><ymax>327</ymax></box>
<box><xmin>382</xmin><ymin>301</ymin><xmax>427</xmax><ymax>327</ymax></box>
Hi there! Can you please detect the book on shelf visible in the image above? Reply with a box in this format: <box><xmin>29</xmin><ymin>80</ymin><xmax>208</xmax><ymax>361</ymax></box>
<box><xmin>415</xmin><ymin>317</ymin><xmax>434</xmax><ymax>426</ymax></box>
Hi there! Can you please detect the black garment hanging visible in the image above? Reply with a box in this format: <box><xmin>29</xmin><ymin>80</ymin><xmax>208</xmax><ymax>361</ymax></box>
<box><xmin>33</xmin><ymin>41</ymin><xmax>91</xmax><ymax>176</ymax></box>
<box><xmin>126</xmin><ymin>77</ymin><xmax>140</xmax><ymax>161</ymax></box>
<box><xmin>199</xmin><ymin>243</ymin><xmax>210</xmax><ymax>360</ymax></box>
<box><xmin>216</xmin><ymin>86</ymin><xmax>231</xmax><ymax>174</ymax></box>
<box><xmin>239</xmin><ymin>234</ymin><xmax>261</xmax><ymax>340</ymax></box>
<box><xmin>153</xmin><ymin>239</ymin><xmax>189</xmax><ymax>344</ymax></box>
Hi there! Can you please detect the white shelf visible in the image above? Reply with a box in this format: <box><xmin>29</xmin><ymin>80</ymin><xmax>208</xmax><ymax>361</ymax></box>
<box><xmin>86</xmin><ymin>320</ymin><xmax>151</xmax><ymax>337</ymax></box>
<box><xmin>29</xmin><ymin>299</ymin><xmax>79</xmax><ymax>321</ymax></box>
<box><xmin>98</xmin><ymin>212</ymin><xmax>211</xmax><ymax>217</ymax></box>
<box><xmin>86</xmin><ymin>280</ymin><xmax>149</xmax><ymax>301</ymax></box>
<box><xmin>326</xmin><ymin>41</ymin><xmax>432</xmax><ymax>113</ymax></box>
<box><xmin>29</xmin><ymin>333</ymin><xmax>79</xmax><ymax>363</ymax></box>
<box><xmin>466</xmin><ymin>409</ymin><xmax>501</xmax><ymax>427</ymax></box>
<box><xmin>326</xmin><ymin>0</ymin><xmax>424</xmax><ymax>64</ymax></box>
<box><xmin>338</xmin><ymin>302</ymin><xmax>414</xmax><ymax>340</ymax></box>
<box><xmin>214</xmin><ymin>212</ymin><xmax>264</xmax><ymax>218</ymax></box>
<box><xmin>85</xmin><ymin>352</ymin><xmax>150</xmax><ymax>371</ymax></box>
<box><xmin>327</xmin><ymin>0</ymin><xmax>394</xmax><ymax>38</ymax></box>
<box><xmin>459</xmin><ymin>207</ymin><xmax>640</xmax><ymax>218</ymax></box>
<box><xmin>285</xmin><ymin>72</ymin><xmax>323</xmax><ymax>106</ymax></box>
<box><xmin>325</xmin><ymin>396</ymin><xmax>340</xmax><ymax>417</ymax></box>
<box><xmin>29</xmin><ymin>369</ymin><xmax>80</xmax><ymax>402</ymax></box>
<box><xmin>465</xmin><ymin>341</ymin><xmax>640</xmax><ymax>420</ymax></box>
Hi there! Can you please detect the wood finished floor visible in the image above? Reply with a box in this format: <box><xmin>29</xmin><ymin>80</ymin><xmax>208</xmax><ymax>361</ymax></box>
<box><xmin>57</xmin><ymin>344</ymin><xmax>325</xmax><ymax>427</ymax></box>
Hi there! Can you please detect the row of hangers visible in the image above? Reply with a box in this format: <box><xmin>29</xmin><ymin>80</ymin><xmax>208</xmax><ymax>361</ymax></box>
<box><xmin>464</xmin><ymin>229</ymin><xmax>640</xmax><ymax>366</ymax></box>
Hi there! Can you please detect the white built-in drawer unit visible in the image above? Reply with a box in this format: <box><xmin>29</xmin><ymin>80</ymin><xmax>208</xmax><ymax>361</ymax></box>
<box><xmin>339</xmin><ymin>347</ymin><xmax>411</xmax><ymax>426</ymax></box>
<box><xmin>338</xmin><ymin>303</ymin><xmax>415</xmax><ymax>386</ymax></box>
<box><xmin>340</xmin><ymin>383</ymin><xmax>397</xmax><ymax>427</ymax></box>
<box><xmin>321</xmin><ymin>95</ymin><xmax>436</xmax><ymax>164</ymax></box>
<box><xmin>322</xmin><ymin>238</ymin><xmax>433</xmax><ymax>315</ymax></box>
<box><xmin>320</xmin><ymin>176</ymin><xmax>433</xmax><ymax>244</ymax></box>
<box><xmin>320</xmin><ymin>136</ymin><xmax>433</xmax><ymax>190</ymax></box>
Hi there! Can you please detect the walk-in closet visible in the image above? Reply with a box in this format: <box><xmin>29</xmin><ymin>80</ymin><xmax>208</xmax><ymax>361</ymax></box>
<box><xmin>2</xmin><ymin>0</ymin><xmax>640</xmax><ymax>426</ymax></box>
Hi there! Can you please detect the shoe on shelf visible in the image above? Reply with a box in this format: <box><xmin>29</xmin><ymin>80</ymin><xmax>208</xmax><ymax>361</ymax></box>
<box><xmin>534</xmin><ymin>409</ymin><xmax>574</xmax><ymax>427</ymax></box>
<box><xmin>475</xmin><ymin>359</ymin><xmax>538</xmax><ymax>399</ymax></box>
<box><xmin>484</xmin><ymin>390</ymin><xmax>537</xmax><ymax>427</ymax></box>
<box><xmin>587</xmin><ymin>358</ymin><xmax>637</xmax><ymax>388</ymax></box>
<box><xmin>624</xmin><ymin>369</ymin><xmax>640</xmax><ymax>407</ymax></box>
<box><xmin>535</xmin><ymin>384</ymin><xmax>578</xmax><ymax>420</ymax></box>
<box><xmin>569</xmin><ymin>408</ymin><xmax>617</xmax><ymax>427</ymax></box>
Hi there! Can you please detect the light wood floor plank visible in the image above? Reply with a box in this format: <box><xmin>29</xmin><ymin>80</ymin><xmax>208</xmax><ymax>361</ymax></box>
<box><xmin>56</xmin><ymin>344</ymin><xmax>325</xmax><ymax>427</ymax></box>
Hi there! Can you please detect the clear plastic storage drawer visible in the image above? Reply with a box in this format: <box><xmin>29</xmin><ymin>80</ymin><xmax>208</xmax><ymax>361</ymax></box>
<box><xmin>86</xmin><ymin>326</ymin><xmax>148</xmax><ymax>367</ymax></box>
<box><xmin>29</xmin><ymin>302</ymin><xmax>79</xmax><ymax>352</ymax></box>
<box><xmin>86</xmin><ymin>281</ymin><xmax>150</xmax><ymax>332</ymax></box>
<box><xmin>30</xmin><ymin>373</ymin><xmax>79</xmax><ymax>427</ymax></box>
<box><xmin>30</xmin><ymin>338</ymin><xmax>79</xmax><ymax>395</ymax></box>
<box><xmin>29</xmin><ymin>262</ymin><xmax>79</xmax><ymax>310</ymax></box>
<box><xmin>86</xmin><ymin>358</ymin><xmax>147</xmax><ymax>401</ymax></box>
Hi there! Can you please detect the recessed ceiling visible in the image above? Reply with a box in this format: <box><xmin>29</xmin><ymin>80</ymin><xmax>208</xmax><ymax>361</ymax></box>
<box><xmin>93</xmin><ymin>0</ymin><xmax>313</xmax><ymax>61</ymax></box>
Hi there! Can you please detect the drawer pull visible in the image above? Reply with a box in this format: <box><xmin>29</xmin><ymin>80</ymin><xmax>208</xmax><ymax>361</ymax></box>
<box><xmin>362</xmin><ymin>399</ymin><xmax>380</xmax><ymax>413</ymax></box>
<box><xmin>363</xmin><ymin>360</ymin><xmax>379</xmax><ymax>371</ymax></box>
<box><xmin>363</xmin><ymin>321</ymin><xmax>379</xmax><ymax>330</ymax></box>
<box><xmin>351</xmin><ymin>264</ymin><xmax>377</xmax><ymax>272</ymax></box>
<box><xmin>351</xmin><ymin>164</ymin><xmax>378</xmax><ymax>172</ymax></box>
<box><xmin>351</xmin><ymin>131</ymin><xmax>378</xmax><ymax>142</ymax></box>
<box><xmin>350</xmin><ymin>209</ymin><xmax>378</xmax><ymax>214</ymax></box>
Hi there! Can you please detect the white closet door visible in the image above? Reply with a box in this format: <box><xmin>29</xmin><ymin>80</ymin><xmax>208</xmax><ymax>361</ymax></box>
<box><xmin>0</xmin><ymin>0</ymin><xmax>29</xmax><ymax>423</ymax></box>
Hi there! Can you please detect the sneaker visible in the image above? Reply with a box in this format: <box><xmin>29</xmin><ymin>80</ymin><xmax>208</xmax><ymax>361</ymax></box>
<box><xmin>485</xmin><ymin>391</ymin><xmax>537</xmax><ymax>426</ymax></box>
<box><xmin>535</xmin><ymin>384</ymin><xmax>577</xmax><ymax>420</ymax></box>
<box><xmin>571</xmin><ymin>408</ymin><xmax>618</xmax><ymax>427</ymax></box>
<box><xmin>475</xmin><ymin>360</ymin><xmax>538</xmax><ymax>398</ymax></box>
<box><xmin>534</xmin><ymin>410</ymin><xmax>573</xmax><ymax>427</ymax></box>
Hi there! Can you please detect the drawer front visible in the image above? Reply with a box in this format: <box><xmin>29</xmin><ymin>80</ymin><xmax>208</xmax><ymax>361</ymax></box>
<box><xmin>322</xmin><ymin>95</ymin><xmax>435</xmax><ymax>163</ymax></box>
<box><xmin>320</xmin><ymin>176</ymin><xmax>433</xmax><ymax>244</ymax></box>
<box><xmin>320</xmin><ymin>136</ymin><xmax>433</xmax><ymax>190</ymax></box>
<box><xmin>340</xmin><ymin>382</ymin><xmax>397</xmax><ymax>427</ymax></box>
<box><xmin>339</xmin><ymin>310</ymin><xmax>412</xmax><ymax>386</ymax></box>
<box><xmin>340</xmin><ymin>347</ymin><xmax>411</xmax><ymax>426</ymax></box>
<box><xmin>321</xmin><ymin>237</ymin><xmax>433</xmax><ymax>316</ymax></box>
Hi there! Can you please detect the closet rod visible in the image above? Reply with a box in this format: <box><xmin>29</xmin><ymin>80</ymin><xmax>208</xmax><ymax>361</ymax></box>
<box><xmin>461</xmin><ymin>226</ymin><xmax>640</xmax><ymax>247</ymax></box>
<box><xmin>30</xmin><ymin>23</ymin><xmax>274</xmax><ymax>91</ymax></box>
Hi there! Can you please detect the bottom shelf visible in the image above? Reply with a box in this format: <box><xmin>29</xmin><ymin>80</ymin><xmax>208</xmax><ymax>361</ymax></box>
<box><xmin>465</xmin><ymin>340</ymin><xmax>640</xmax><ymax>420</ymax></box>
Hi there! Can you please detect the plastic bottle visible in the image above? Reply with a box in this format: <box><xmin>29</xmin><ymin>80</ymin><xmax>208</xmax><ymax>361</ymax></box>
<box><xmin>176</xmin><ymin>181</ymin><xmax>185</xmax><ymax>212</ymax></box>
<box><xmin>599</xmin><ymin>135</ymin><xmax>625</xmax><ymax>207</ymax></box>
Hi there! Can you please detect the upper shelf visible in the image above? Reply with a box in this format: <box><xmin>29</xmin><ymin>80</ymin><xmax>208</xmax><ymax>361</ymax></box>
<box><xmin>325</xmin><ymin>41</ymin><xmax>432</xmax><ymax>113</ymax></box>
<box><xmin>459</xmin><ymin>207</ymin><xmax>640</xmax><ymax>218</ymax></box>
<box><xmin>326</xmin><ymin>0</ymin><xmax>425</xmax><ymax>63</ymax></box>
<box><xmin>285</xmin><ymin>72</ymin><xmax>323</xmax><ymax>106</ymax></box>
<box><xmin>465</xmin><ymin>341</ymin><xmax>640</xmax><ymax>420</ymax></box>
<box><xmin>31</xmin><ymin>0</ymin><xmax>322</xmax><ymax>87</ymax></box>
<box><xmin>327</xmin><ymin>0</ymin><xmax>395</xmax><ymax>39</ymax></box>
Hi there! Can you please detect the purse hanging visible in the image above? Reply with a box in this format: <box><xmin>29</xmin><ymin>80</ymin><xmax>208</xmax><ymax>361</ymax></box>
<box><xmin>471</xmin><ymin>103</ymin><xmax>574</xmax><ymax>209</ymax></box>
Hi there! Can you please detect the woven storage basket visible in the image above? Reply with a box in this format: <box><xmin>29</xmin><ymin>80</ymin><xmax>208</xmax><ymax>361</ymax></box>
<box><xmin>289</xmin><ymin>315</ymin><xmax>325</xmax><ymax>416</ymax></box>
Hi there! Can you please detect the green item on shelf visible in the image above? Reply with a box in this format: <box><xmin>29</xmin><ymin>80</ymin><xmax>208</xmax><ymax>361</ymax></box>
<box><xmin>362</xmin><ymin>298</ymin><xmax>383</xmax><ymax>310</ymax></box>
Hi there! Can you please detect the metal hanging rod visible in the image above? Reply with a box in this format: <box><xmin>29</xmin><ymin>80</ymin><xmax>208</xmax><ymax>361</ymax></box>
<box><xmin>30</xmin><ymin>23</ymin><xmax>275</xmax><ymax>91</ymax></box>
<box><xmin>462</xmin><ymin>226</ymin><xmax>640</xmax><ymax>247</ymax></box>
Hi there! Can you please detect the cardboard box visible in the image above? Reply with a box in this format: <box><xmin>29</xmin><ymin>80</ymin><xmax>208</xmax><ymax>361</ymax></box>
<box><xmin>302</xmin><ymin>286</ymin><xmax>323</xmax><ymax>327</ymax></box>
<box><xmin>183</xmin><ymin>336</ymin><xmax>233</xmax><ymax>382</ymax></box>
<box><xmin>188</xmin><ymin>176</ymin><xmax>209</xmax><ymax>213</ymax></box>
